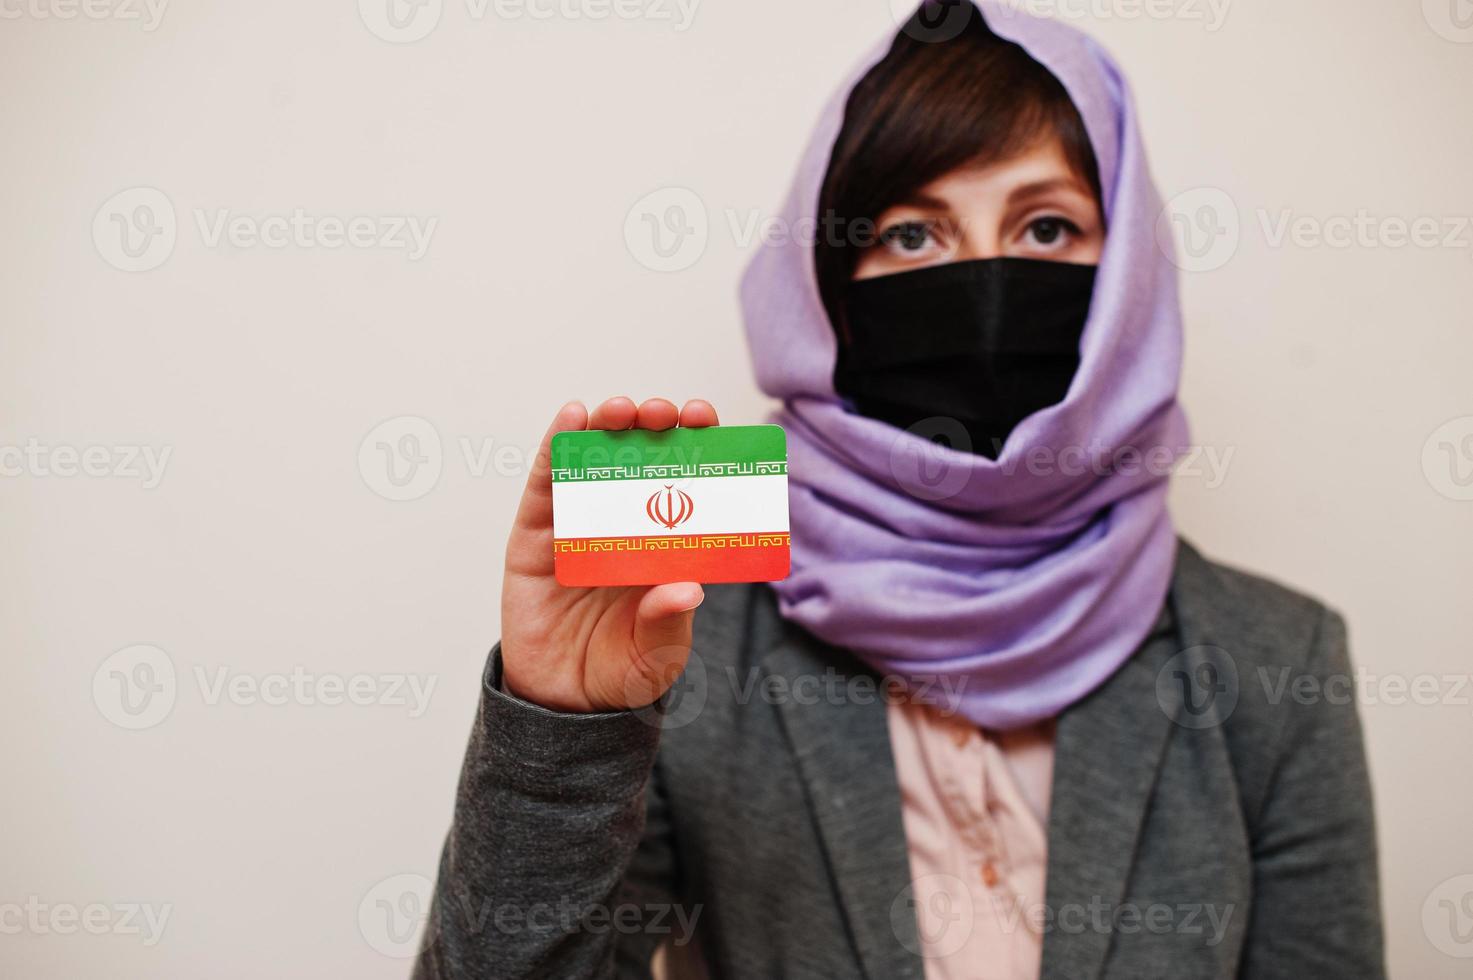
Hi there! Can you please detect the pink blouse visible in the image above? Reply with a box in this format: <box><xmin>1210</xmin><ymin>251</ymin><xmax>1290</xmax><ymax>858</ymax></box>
<box><xmin>887</xmin><ymin>700</ymin><xmax>1057</xmax><ymax>980</ymax></box>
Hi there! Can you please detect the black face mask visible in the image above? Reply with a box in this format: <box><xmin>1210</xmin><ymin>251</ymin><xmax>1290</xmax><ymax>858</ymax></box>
<box><xmin>835</xmin><ymin>257</ymin><xmax>1096</xmax><ymax>459</ymax></box>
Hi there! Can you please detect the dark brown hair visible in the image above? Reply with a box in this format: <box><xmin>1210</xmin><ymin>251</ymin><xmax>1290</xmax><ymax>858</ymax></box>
<box><xmin>814</xmin><ymin>2</ymin><xmax>1103</xmax><ymax>336</ymax></box>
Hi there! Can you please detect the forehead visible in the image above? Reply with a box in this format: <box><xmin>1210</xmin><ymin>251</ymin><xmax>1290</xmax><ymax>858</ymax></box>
<box><xmin>906</xmin><ymin>137</ymin><xmax>1092</xmax><ymax>207</ymax></box>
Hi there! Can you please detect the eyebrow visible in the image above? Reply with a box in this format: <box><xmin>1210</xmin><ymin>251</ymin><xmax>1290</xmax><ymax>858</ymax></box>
<box><xmin>1006</xmin><ymin>177</ymin><xmax>1092</xmax><ymax>206</ymax></box>
<box><xmin>883</xmin><ymin>176</ymin><xmax>1093</xmax><ymax>216</ymax></box>
<box><xmin>886</xmin><ymin>190</ymin><xmax>951</xmax><ymax>212</ymax></box>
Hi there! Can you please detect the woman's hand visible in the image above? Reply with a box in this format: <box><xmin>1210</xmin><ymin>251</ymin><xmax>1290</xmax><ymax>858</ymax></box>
<box><xmin>500</xmin><ymin>396</ymin><xmax>718</xmax><ymax>712</ymax></box>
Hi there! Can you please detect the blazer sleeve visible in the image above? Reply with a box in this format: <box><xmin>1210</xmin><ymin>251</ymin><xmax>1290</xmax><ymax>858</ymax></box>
<box><xmin>412</xmin><ymin>643</ymin><xmax>683</xmax><ymax>980</ymax></box>
<box><xmin>1238</xmin><ymin>607</ymin><xmax>1386</xmax><ymax>979</ymax></box>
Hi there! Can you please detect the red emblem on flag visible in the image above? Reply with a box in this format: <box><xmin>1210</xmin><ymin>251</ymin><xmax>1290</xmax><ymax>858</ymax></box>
<box><xmin>646</xmin><ymin>484</ymin><xmax>694</xmax><ymax>529</ymax></box>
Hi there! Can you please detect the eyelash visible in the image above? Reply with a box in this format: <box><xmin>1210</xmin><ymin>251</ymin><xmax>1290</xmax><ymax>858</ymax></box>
<box><xmin>1022</xmin><ymin>215</ymin><xmax>1083</xmax><ymax>248</ymax></box>
<box><xmin>873</xmin><ymin>215</ymin><xmax>1087</xmax><ymax>256</ymax></box>
<box><xmin>877</xmin><ymin>220</ymin><xmax>939</xmax><ymax>252</ymax></box>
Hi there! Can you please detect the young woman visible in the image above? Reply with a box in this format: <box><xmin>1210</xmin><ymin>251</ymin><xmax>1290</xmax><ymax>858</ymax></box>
<box><xmin>414</xmin><ymin>3</ymin><xmax>1384</xmax><ymax>978</ymax></box>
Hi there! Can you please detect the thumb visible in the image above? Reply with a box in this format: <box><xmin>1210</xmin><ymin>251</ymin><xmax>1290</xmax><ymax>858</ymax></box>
<box><xmin>626</xmin><ymin>582</ymin><xmax>704</xmax><ymax>703</ymax></box>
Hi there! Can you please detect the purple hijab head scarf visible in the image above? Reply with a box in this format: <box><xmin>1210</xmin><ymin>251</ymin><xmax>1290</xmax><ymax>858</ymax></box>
<box><xmin>740</xmin><ymin>0</ymin><xmax>1191</xmax><ymax>731</ymax></box>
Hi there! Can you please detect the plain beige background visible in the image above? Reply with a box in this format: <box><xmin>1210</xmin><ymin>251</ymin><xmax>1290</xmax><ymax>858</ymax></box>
<box><xmin>3</xmin><ymin>0</ymin><xmax>1471</xmax><ymax>976</ymax></box>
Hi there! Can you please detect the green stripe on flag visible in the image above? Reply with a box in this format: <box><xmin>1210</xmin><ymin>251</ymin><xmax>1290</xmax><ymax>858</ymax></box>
<box><xmin>550</xmin><ymin>424</ymin><xmax>786</xmax><ymax>483</ymax></box>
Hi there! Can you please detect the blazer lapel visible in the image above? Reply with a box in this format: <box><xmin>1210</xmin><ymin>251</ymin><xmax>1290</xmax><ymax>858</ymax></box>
<box><xmin>1039</xmin><ymin>545</ymin><xmax>1199</xmax><ymax>980</ymax></box>
<box><xmin>763</xmin><ymin>632</ymin><xmax>925</xmax><ymax>980</ymax></box>
<box><xmin>755</xmin><ymin>539</ymin><xmax>1218</xmax><ymax>980</ymax></box>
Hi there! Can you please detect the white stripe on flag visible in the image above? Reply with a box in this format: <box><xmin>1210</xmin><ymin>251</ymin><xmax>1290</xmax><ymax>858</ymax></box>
<box><xmin>552</xmin><ymin>474</ymin><xmax>789</xmax><ymax>540</ymax></box>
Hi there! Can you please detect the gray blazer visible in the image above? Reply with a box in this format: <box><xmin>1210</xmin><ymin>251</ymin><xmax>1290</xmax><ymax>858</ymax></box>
<box><xmin>413</xmin><ymin>539</ymin><xmax>1385</xmax><ymax>979</ymax></box>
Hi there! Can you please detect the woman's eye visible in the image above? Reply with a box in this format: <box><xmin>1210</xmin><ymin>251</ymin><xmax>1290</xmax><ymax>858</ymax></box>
<box><xmin>879</xmin><ymin>221</ymin><xmax>936</xmax><ymax>253</ymax></box>
<box><xmin>1023</xmin><ymin>216</ymin><xmax>1079</xmax><ymax>250</ymax></box>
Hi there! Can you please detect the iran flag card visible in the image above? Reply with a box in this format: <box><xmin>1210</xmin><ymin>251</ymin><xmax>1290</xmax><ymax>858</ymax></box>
<box><xmin>550</xmin><ymin>424</ymin><xmax>791</xmax><ymax>587</ymax></box>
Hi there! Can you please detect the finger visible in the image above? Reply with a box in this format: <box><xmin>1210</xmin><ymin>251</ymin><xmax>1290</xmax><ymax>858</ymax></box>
<box><xmin>511</xmin><ymin>400</ymin><xmax>588</xmax><ymax>537</ymax></box>
<box><xmin>589</xmin><ymin>396</ymin><xmax>638</xmax><ymax>431</ymax></box>
<box><xmin>641</xmin><ymin>581</ymin><xmax>704</xmax><ymax>620</ymax></box>
<box><xmin>625</xmin><ymin>582</ymin><xmax>704</xmax><ymax>704</ymax></box>
<box><xmin>635</xmin><ymin>397</ymin><xmax>679</xmax><ymax>431</ymax></box>
<box><xmin>678</xmin><ymin>399</ymin><xmax>719</xmax><ymax>428</ymax></box>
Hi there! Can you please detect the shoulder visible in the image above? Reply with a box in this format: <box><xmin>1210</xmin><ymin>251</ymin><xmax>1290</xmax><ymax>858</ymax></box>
<box><xmin>1168</xmin><ymin>538</ymin><xmax>1360</xmax><ymax>821</ymax></box>
<box><xmin>1172</xmin><ymin>537</ymin><xmax>1348</xmax><ymax>676</ymax></box>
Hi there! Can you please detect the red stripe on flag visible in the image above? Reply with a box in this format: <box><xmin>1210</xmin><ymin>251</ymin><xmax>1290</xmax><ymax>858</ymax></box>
<box><xmin>553</xmin><ymin>535</ymin><xmax>790</xmax><ymax>587</ymax></box>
